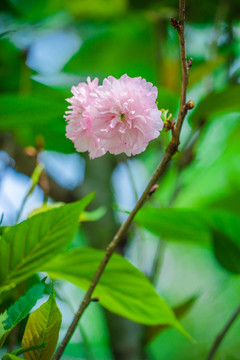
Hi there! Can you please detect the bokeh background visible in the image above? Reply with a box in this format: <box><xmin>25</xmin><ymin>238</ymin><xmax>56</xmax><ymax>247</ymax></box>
<box><xmin>1</xmin><ymin>0</ymin><xmax>240</xmax><ymax>359</ymax></box>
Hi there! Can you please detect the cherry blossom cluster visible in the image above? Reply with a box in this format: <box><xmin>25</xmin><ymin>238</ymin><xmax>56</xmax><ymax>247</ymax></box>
<box><xmin>65</xmin><ymin>75</ymin><xmax>163</xmax><ymax>159</ymax></box>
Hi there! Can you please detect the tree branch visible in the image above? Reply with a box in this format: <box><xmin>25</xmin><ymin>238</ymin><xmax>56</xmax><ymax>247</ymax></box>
<box><xmin>53</xmin><ymin>1</ymin><xmax>190</xmax><ymax>358</ymax></box>
<box><xmin>206</xmin><ymin>304</ymin><xmax>240</xmax><ymax>360</ymax></box>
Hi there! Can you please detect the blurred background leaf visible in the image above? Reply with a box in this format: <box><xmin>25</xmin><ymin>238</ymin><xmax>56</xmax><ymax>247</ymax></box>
<box><xmin>1</xmin><ymin>0</ymin><xmax>240</xmax><ymax>358</ymax></box>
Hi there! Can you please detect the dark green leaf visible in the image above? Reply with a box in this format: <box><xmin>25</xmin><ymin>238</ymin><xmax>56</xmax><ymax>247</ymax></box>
<box><xmin>0</xmin><ymin>282</ymin><xmax>45</xmax><ymax>348</ymax></box>
<box><xmin>205</xmin><ymin>210</ymin><xmax>240</xmax><ymax>273</ymax></box>
<box><xmin>212</xmin><ymin>229</ymin><xmax>240</xmax><ymax>274</ymax></box>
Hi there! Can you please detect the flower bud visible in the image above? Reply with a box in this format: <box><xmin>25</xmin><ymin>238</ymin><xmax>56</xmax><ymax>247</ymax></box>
<box><xmin>186</xmin><ymin>100</ymin><xmax>195</xmax><ymax>110</ymax></box>
<box><xmin>24</xmin><ymin>146</ymin><xmax>37</xmax><ymax>158</ymax></box>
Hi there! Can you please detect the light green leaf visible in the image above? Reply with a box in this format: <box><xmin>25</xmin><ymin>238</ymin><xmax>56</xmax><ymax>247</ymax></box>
<box><xmin>2</xmin><ymin>344</ymin><xmax>46</xmax><ymax>360</ymax></box>
<box><xmin>45</xmin><ymin>247</ymin><xmax>183</xmax><ymax>331</ymax></box>
<box><xmin>79</xmin><ymin>206</ymin><xmax>107</xmax><ymax>222</ymax></box>
<box><xmin>0</xmin><ymin>282</ymin><xmax>45</xmax><ymax>348</ymax></box>
<box><xmin>2</xmin><ymin>354</ymin><xmax>22</xmax><ymax>359</ymax></box>
<box><xmin>21</xmin><ymin>285</ymin><xmax>62</xmax><ymax>360</ymax></box>
<box><xmin>134</xmin><ymin>207</ymin><xmax>210</xmax><ymax>243</ymax></box>
<box><xmin>27</xmin><ymin>203</ymin><xmax>64</xmax><ymax>218</ymax></box>
<box><xmin>144</xmin><ymin>296</ymin><xmax>197</xmax><ymax>345</ymax></box>
<box><xmin>0</xmin><ymin>194</ymin><xmax>94</xmax><ymax>292</ymax></box>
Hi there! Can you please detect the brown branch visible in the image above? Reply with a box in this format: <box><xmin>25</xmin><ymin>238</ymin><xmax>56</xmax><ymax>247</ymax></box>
<box><xmin>174</xmin><ymin>0</ymin><xmax>188</xmax><ymax>141</ymax></box>
<box><xmin>206</xmin><ymin>304</ymin><xmax>240</xmax><ymax>360</ymax></box>
<box><xmin>53</xmin><ymin>1</ymin><xmax>190</xmax><ymax>359</ymax></box>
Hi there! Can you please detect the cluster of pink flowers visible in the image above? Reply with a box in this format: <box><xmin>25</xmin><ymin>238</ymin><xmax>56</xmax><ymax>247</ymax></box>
<box><xmin>65</xmin><ymin>75</ymin><xmax>163</xmax><ymax>159</ymax></box>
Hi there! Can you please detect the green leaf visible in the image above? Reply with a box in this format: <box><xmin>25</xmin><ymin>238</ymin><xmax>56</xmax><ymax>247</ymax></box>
<box><xmin>189</xmin><ymin>85</ymin><xmax>240</xmax><ymax>127</ymax></box>
<box><xmin>11</xmin><ymin>344</ymin><xmax>46</xmax><ymax>356</ymax></box>
<box><xmin>45</xmin><ymin>247</ymin><xmax>183</xmax><ymax>331</ymax></box>
<box><xmin>21</xmin><ymin>284</ymin><xmax>62</xmax><ymax>360</ymax></box>
<box><xmin>134</xmin><ymin>207</ymin><xmax>210</xmax><ymax>243</ymax></box>
<box><xmin>0</xmin><ymin>282</ymin><xmax>45</xmax><ymax>348</ymax></box>
<box><xmin>144</xmin><ymin>296</ymin><xmax>197</xmax><ymax>345</ymax></box>
<box><xmin>0</xmin><ymin>194</ymin><xmax>94</xmax><ymax>292</ymax></box>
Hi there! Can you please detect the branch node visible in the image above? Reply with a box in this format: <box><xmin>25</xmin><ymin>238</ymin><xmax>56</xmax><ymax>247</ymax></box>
<box><xmin>187</xmin><ymin>57</ymin><xmax>193</xmax><ymax>68</ymax></box>
<box><xmin>170</xmin><ymin>17</ymin><xmax>180</xmax><ymax>30</ymax></box>
<box><xmin>90</xmin><ymin>297</ymin><xmax>99</xmax><ymax>302</ymax></box>
<box><xmin>148</xmin><ymin>184</ymin><xmax>159</xmax><ymax>197</ymax></box>
<box><xmin>164</xmin><ymin>119</ymin><xmax>175</xmax><ymax>132</ymax></box>
<box><xmin>166</xmin><ymin>141</ymin><xmax>179</xmax><ymax>156</ymax></box>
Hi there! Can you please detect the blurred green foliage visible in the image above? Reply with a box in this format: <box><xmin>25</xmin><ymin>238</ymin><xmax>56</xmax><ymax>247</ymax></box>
<box><xmin>0</xmin><ymin>0</ymin><xmax>240</xmax><ymax>359</ymax></box>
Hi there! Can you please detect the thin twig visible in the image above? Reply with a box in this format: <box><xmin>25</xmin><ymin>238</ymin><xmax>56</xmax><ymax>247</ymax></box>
<box><xmin>206</xmin><ymin>304</ymin><xmax>240</xmax><ymax>360</ymax></box>
<box><xmin>149</xmin><ymin>239</ymin><xmax>166</xmax><ymax>285</ymax></box>
<box><xmin>53</xmin><ymin>1</ymin><xmax>190</xmax><ymax>358</ymax></box>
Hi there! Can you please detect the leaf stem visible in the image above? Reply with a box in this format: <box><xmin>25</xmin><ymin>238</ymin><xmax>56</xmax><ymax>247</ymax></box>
<box><xmin>53</xmin><ymin>1</ymin><xmax>190</xmax><ymax>358</ymax></box>
<box><xmin>206</xmin><ymin>303</ymin><xmax>240</xmax><ymax>360</ymax></box>
<box><xmin>16</xmin><ymin>194</ymin><xmax>29</xmax><ymax>223</ymax></box>
<box><xmin>16</xmin><ymin>163</ymin><xmax>44</xmax><ymax>223</ymax></box>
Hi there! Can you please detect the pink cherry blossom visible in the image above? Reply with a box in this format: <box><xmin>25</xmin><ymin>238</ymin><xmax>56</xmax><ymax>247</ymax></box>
<box><xmin>65</xmin><ymin>77</ymin><xmax>106</xmax><ymax>159</ymax></box>
<box><xmin>65</xmin><ymin>74</ymin><xmax>163</xmax><ymax>159</ymax></box>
